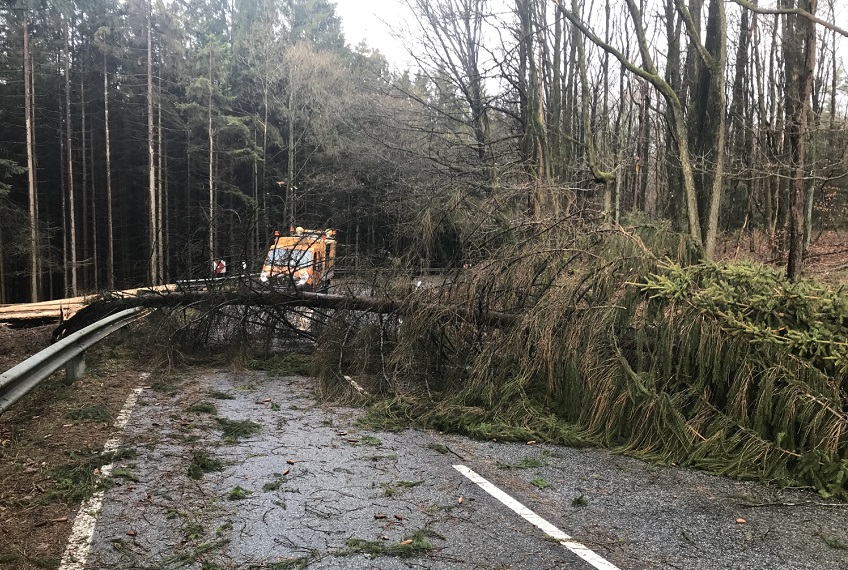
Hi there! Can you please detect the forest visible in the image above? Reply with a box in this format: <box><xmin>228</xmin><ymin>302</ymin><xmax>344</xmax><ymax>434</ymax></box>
<box><xmin>1</xmin><ymin>0</ymin><xmax>848</xmax><ymax>499</ymax></box>
<box><xmin>0</xmin><ymin>0</ymin><xmax>845</xmax><ymax>303</ymax></box>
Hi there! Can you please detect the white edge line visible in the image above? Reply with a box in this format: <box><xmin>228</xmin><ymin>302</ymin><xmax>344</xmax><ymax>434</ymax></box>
<box><xmin>58</xmin><ymin>386</ymin><xmax>144</xmax><ymax>570</ymax></box>
<box><xmin>453</xmin><ymin>464</ymin><xmax>622</xmax><ymax>570</ymax></box>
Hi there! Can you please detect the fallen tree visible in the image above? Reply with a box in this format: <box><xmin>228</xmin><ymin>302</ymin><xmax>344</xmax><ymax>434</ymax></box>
<box><xmin>52</xmin><ymin>281</ymin><xmax>518</xmax><ymax>342</ymax></box>
<box><xmin>307</xmin><ymin>222</ymin><xmax>848</xmax><ymax>500</ymax></box>
<box><xmin>56</xmin><ymin>220</ymin><xmax>848</xmax><ymax>500</ymax></box>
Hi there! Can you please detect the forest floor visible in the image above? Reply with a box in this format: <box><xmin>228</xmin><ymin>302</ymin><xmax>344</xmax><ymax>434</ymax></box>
<box><xmin>0</xmin><ymin>329</ymin><xmax>145</xmax><ymax>569</ymax></box>
<box><xmin>715</xmin><ymin>228</ymin><xmax>848</xmax><ymax>284</ymax></box>
<box><xmin>0</xmin><ymin>228</ymin><xmax>846</xmax><ymax>569</ymax></box>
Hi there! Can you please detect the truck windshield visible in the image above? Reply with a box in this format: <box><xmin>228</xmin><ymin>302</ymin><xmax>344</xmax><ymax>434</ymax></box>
<box><xmin>267</xmin><ymin>248</ymin><xmax>312</xmax><ymax>269</ymax></box>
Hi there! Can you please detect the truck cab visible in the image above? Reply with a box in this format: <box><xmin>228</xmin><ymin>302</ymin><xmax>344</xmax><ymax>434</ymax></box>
<box><xmin>260</xmin><ymin>227</ymin><xmax>337</xmax><ymax>291</ymax></box>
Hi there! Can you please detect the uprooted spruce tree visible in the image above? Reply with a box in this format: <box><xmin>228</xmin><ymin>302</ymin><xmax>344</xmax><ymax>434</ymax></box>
<box><xmin>78</xmin><ymin>205</ymin><xmax>847</xmax><ymax>502</ymax></box>
<box><xmin>305</xmin><ymin>217</ymin><xmax>846</xmax><ymax>501</ymax></box>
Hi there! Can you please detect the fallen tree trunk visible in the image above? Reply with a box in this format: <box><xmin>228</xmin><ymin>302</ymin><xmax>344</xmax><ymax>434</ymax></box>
<box><xmin>53</xmin><ymin>287</ymin><xmax>518</xmax><ymax>340</ymax></box>
<box><xmin>0</xmin><ymin>284</ymin><xmax>179</xmax><ymax>325</ymax></box>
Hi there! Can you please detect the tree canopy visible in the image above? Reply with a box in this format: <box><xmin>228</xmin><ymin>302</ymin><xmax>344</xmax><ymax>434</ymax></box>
<box><xmin>0</xmin><ymin>0</ymin><xmax>846</xmax><ymax>302</ymax></box>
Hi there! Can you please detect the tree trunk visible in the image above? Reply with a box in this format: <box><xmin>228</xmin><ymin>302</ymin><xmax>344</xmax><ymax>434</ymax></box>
<box><xmin>24</xmin><ymin>12</ymin><xmax>38</xmax><ymax>302</ymax></box>
<box><xmin>729</xmin><ymin>4</ymin><xmax>751</xmax><ymax>231</ymax></box>
<box><xmin>572</xmin><ymin>0</ymin><xmax>614</xmax><ymax>208</ymax></box>
<box><xmin>516</xmin><ymin>0</ymin><xmax>531</xmax><ymax>173</ymax></box>
<box><xmin>286</xmin><ymin>84</ymin><xmax>295</xmax><ymax>229</ymax></box>
<box><xmin>680</xmin><ymin>0</ymin><xmax>727</xmax><ymax>257</ymax></box>
<box><xmin>784</xmin><ymin>0</ymin><xmax>817</xmax><ymax>280</ymax></box>
<box><xmin>164</xmin><ymin>139</ymin><xmax>170</xmax><ymax>278</ymax></box>
<box><xmin>104</xmin><ymin>55</ymin><xmax>115</xmax><ymax>290</ymax></box>
<box><xmin>90</xmin><ymin>117</ymin><xmax>98</xmax><ymax>289</ymax></box>
<box><xmin>601</xmin><ymin>0</ymin><xmax>613</xmax><ymax>214</ymax></box>
<box><xmin>261</xmin><ymin>80</ymin><xmax>268</xmax><ymax>247</ymax></box>
<box><xmin>157</xmin><ymin>70</ymin><xmax>164</xmax><ymax>281</ymax></box>
<box><xmin>81</xmin><ymin>65</ymin><xmax>88</xmax><ymax>290</ymax></box>
<box><xmin>664</xmin><ymin>0</ymin><xmax>684</xmax><ymax>228</ymax></box>
<box><xmin>64</xmin><ymin>17</ymin><xmax>78</xmax><ymax>297</ymax></box>
<box><xmin>30</xmin><ymin>42</ymin><xmax>40</xmax><ymax>289</ymax></box>
<box><xmin>209</xmin><ymin>46</ymin><xmax>215</xmax><ymax>269</ymax></box>
<box><xmin>637</xmin><ymin>83</ymin><xmax>650</xmax><ymax>213</ymax></box>
<box><xmin>60</xmin><ymin>117</ymin><xmax>68</xmax><ymax>298</ymax></box>
<box><xmin>551</xmin><ymin>5</ymin><xmax>562</xmax><ymax>181</ymax></box>
<box><xmin>0</xmin><ymin>222</ymin><xmax>5</xmax><ymax>303</ymax></box>
<box><xmin>147</xmin><ymin>0</ymin><xmax>158</xmax><ymax>285</ymax></box>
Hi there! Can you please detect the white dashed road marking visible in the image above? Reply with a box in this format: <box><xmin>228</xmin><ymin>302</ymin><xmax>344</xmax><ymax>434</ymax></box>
<box><xmin>58</xmin><ymin>385</ymin><xmax>144</xmax><ymax>570</ymax></box>
<box><xmin>453</xmin><ymin>464</ymin><xmax>622</xmax><ymax>570</ymax></box>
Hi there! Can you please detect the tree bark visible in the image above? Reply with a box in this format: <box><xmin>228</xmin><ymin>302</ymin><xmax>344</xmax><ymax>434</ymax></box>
<box><xmin>784</xmin><ymin>0</ymin><xmax>817</xmax><ymax>280</ymax></box>
<box><xmin>571</xmin><ymin>0</ymin><xmax>614</xmax><ymax>210</ymax></box>
<box><xmin>104</xmin><ymin>55</ymin><xmax>115</xmax><ymax>290</ymax></box>
<box><xmin>64</xmin><ymin>16</ymin><xmax>78</xmax><ymax>296</ymax></box>
<box><xmin>90</xmin><ymin>117</ymin><xmax>98</xmax><ymax>289</ymax></box>
<box><xmin>147</xmin><ymin>0</ymin><xmax>158</xmax><ymax>285</ymax></box>
<box><xmin>209</xmin><ymin>45</ymin><xmax>216</xmax><ymax>270</ymax></box>
<box><xmin>664</xmin><ymin>0</ymin><xmax>684</xmax><ymax>228</ymax></box>
<box><xmin>679</xmin><ymin>0</ymin><xmax>727</xmax><ymax>257</ymax></box>
<box><xmin>0</xmin><ymin>220</ymin><xmax>5</xmax><ymax>303</ymax></box>
<box><xmin>58</xmin><ymin>288</ymin><xmax>520</xmax><ymax>338</ymax></box>
<box><xmin>551</xmin><ymin>4</ymin><xmax>562</xmax><ymax>181</ymax></box>
<box><xmin>286</xmin><ymin>82</ymin><xmax>295</xmax><ymax>229</ymax></box>
<box><xmin>157</xmin><ymin>70</ymin><xmax>164</xmax><ymax>281</ymax></box>
<box><xmin>24</xmin><ymin>12</ymin><xmax>38</xmax><ymax>302</ymax></box>
<box><xmin>81</xmin><ymin>63</ymin><xmax>88</xmax><ymax>290</ymax></box>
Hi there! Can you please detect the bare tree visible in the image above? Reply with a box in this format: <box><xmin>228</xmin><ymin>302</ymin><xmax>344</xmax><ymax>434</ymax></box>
<box><xmin>404</xmin><ymin>0</ymin><xmax>492</xmax><ymax>164</ymax></box>
<box><xmin>680</xmin><ymin>0</ymin><xmax>727</xmax><ymax>256</ymax></box>
<box><xmin>782</xmin><ymin>0</ymin><xmax>817</xmax><ymax>280</ymax></box>
<box><xmin>571</xmin><ymin>0</ymin><xmax>614</xmax><ymax>213</ymax></box>
<box><xmin>556</xmin><ymin>1</ymin><xmax>705</xmax><ymax>250</ymax></box>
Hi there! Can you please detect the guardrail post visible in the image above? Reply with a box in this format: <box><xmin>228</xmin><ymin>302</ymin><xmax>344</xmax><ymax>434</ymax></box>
<box><xmin>65</xmin><ymin>352</ymin><xmax>86</xmax><ymax>384</ymax></box>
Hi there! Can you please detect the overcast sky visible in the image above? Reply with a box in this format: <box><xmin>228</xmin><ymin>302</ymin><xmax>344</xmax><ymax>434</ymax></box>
<box><xmin>331</xmin><ymin>0</ymin><xmax>847</xmax><ymax>83</ymax></box>
<box><xmin>332</xmin><ymin>0</ymin><xmax>416</xmax><ymax>69</ymax></box>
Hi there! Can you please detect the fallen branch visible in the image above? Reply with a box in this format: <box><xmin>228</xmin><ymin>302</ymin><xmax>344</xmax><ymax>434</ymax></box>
<box><xmin>740</xmin><ymin>501</ymin><xmax>847</xmax><ymax>508</ymax></box>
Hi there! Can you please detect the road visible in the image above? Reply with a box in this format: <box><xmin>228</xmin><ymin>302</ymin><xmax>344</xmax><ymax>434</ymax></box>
<box><xmin>58</xmin><ymin>370</ymin><xmax>846</xmax><ymax>570</ymax></box>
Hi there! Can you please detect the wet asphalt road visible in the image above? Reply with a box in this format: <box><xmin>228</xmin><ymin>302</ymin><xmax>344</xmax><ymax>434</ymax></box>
<box><xmin>77</xmin><ymin>370</ymin><xmax>847</xmax><ymax>569</ymax></box>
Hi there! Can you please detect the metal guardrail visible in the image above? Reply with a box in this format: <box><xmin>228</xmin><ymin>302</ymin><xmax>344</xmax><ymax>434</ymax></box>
<box><xmin>0</xmin><ymin>307</ymin><xmax>148</xmax><ymax>415</ymax></box>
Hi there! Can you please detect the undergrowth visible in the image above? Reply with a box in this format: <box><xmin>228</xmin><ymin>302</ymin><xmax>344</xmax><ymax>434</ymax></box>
<box><xmin>314</xmin><ymin>219</ymin><xmax>848</xmax><ymax>500</ymax></box>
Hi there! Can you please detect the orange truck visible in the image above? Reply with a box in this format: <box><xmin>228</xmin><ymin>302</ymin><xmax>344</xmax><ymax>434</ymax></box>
<box><xmin>259</xmin><ymin>227</ymin><xmax>337</xmax><ymax>291</ymax></box>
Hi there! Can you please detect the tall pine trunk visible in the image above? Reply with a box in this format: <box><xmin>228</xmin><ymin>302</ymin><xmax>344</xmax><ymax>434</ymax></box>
<box><xmin>24</xmin><ymin>12</ymin><xmax>39</xmax><ymax>302</ymax></box>
<box><xmin>81</xmin><ymin>65</ymin><xmax>88</xmax><ymax>290</ymax></box>
<box><xmin>90</xmin><ymin>118</ymin><xmax>98</xmax><ymax>288</ymax></box>
<box><xmin>209</xmin><ymin>47</ymin><xmax>215</xmax><ymax>268</ymax></box>
<box><xmin>286</xmin><ymin>85</ymin><xmax>295</xmax><ymax>229</ymax></box>
<box><xmin>147</xmin><ymin>0</ymin><xmax>158</xmax><ymax>285</ymax></box>
<box><xmin>157</xmin><ymin>71</ymin><xmax>164</xmax><ymax>281</ymax></box>
<box><xmin>104</xmin><ymin>55</ymin><xmax>115</xmax><ymax>290</ymax></box>
<box><xmin>64</xmin><ymin>16</ymin><xmax>78</xmax><ymax>296</ymax></box>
